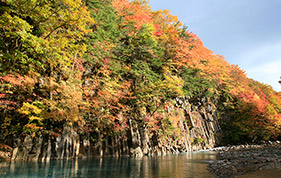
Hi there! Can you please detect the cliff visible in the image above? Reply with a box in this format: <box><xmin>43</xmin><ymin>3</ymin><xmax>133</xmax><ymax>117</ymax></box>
<box><xmin>0</xmin><ymin>97</ymin><xmax>221</xmax><ymax>161</ymax></box>
<box><xmin>1</xmin><ymin>0</ymin><xmax>280</xmax><ymax>161</ymax></box>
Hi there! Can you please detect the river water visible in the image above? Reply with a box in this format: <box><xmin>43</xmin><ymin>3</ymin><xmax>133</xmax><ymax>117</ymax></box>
<box><xmin>0</xmin><ymin>151</ymin><xmax>217</xmax><ymax>178</ymax></box>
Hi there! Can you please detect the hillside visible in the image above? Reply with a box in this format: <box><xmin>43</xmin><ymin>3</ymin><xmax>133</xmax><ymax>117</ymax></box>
<box><xmin>0</xmin><ymin>0</ymin><xmax>280</xmax><ymax>160</ymax></box>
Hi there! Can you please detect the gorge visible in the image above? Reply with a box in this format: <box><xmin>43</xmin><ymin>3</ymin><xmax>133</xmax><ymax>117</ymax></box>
<box><xmin>0</xmin><ymin>0</ymin><xmax>280</xmax><ymax>162</ymax></box>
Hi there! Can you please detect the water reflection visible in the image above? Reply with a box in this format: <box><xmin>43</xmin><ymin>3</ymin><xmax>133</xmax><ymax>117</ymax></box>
<box><xmin>0</xmin><ymin>152</ymin><xmax>217</xmax><ymax>178</ymax></box>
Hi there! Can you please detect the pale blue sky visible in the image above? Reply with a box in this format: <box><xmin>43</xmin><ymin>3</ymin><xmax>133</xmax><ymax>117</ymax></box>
<box><xmin>149</xmin><ymin>0</ymin><xmax>281</xmax><ymax>91</ymax></box>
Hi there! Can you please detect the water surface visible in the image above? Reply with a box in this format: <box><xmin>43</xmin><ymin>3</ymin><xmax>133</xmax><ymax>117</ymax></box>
<box><xmin>0</xmin><ymin>151</ymin><xmax>217</xmax><ymax>178</ymax></box>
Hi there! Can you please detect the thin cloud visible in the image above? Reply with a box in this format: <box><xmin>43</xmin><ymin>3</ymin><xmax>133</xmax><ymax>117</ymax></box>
<box><xmin>235</xmin><ymin>41</ymin><xmax>281</xmax><ymax>68</ymax></box>
<box><xmin>247</xmin><ymin>60</ymin><xmax>281</xmax><ymax>92</ymax></box>
<box><xmin>149</xmin><ymin>0</ymin><xmax>281</xmax><ymax>91</ymax></box>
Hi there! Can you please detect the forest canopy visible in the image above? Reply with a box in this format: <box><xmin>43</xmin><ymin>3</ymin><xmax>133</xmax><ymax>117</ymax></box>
<box><xmin>1</xmin><ymin>0</ymin><xmax>280</xmax><ymax>145</ymax></box>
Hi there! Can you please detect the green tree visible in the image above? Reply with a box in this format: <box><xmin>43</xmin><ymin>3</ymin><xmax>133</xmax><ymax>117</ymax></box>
<box><xmin>0</xmin><ymin>0</ymin><xmax>94</xmax><ymax>136</ymax></box>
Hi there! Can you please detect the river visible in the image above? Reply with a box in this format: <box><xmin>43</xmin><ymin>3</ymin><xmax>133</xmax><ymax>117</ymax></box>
<box><xmin>0</xmin><ymin>151</ymin><xmax>217</xmax><ymax>178</ymax></box>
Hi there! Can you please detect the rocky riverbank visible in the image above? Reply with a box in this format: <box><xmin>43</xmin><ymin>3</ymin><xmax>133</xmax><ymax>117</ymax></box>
<box><xmin>208</xmin><ymin>142</ymin><xmax>281</xmax><ymax>178</ymax></box>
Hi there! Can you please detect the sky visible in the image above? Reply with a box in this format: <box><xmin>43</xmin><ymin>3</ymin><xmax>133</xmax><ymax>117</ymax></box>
<box><xmin>149</xmin><ymin>0</ymin><xmax>281</xmax><ymax>92</ymax></box>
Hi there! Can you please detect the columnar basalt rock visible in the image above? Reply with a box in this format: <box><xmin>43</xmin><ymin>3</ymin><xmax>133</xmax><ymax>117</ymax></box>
<box><xmin>2</xmin><ymin>97</ymin><xmax>221</xmax><ymax>161</ymax></box>
<box><xmin>5</xmin><ymin>127</ymin><xmax>91</xmax><ymax>161</ymax></box>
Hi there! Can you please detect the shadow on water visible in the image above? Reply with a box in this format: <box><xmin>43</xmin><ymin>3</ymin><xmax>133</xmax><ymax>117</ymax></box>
<box><xmin>0</xmin><ymin>152</ymin><xmax>217</xmax><ymax>178</ymax></box>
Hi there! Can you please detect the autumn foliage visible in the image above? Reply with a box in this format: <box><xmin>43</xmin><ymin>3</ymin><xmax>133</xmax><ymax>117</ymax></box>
<box><xmin>0</xmin><ymin>0</ymin><xmax>280</xmax><ymax>144</ymax></box>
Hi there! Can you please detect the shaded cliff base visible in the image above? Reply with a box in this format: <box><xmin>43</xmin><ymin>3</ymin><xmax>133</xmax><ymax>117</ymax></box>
<box><xmin>208</xmin><ymin>142</ymin><xmax>281</xmax><ymax>178</ymax></box>
<box><xmin>0</xmin><ymin>98</ymin><xmax>222</xmax><ymax>161</ymax></box>
<box><xmin>0</xmin><ymin>127</ymin><xmax>218</xmax><ymax>162</ymax></box>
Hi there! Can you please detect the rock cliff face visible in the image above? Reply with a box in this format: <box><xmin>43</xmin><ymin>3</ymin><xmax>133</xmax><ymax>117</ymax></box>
<box><xmin>1</xmin><ymin>97</ymin><xmax>221</xmax><ymax>161</ymax></box>
<box><xmin>1</xmin><ymin>127</ymin><xmax>89</xmax><ymax>161</ymax></box>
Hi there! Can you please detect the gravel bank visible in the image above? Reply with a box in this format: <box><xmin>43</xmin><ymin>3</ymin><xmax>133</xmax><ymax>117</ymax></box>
<box><xmin>208</xmin><ymin>143</ymin><xmax>281</xmax><ymax>178</ymax></box>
